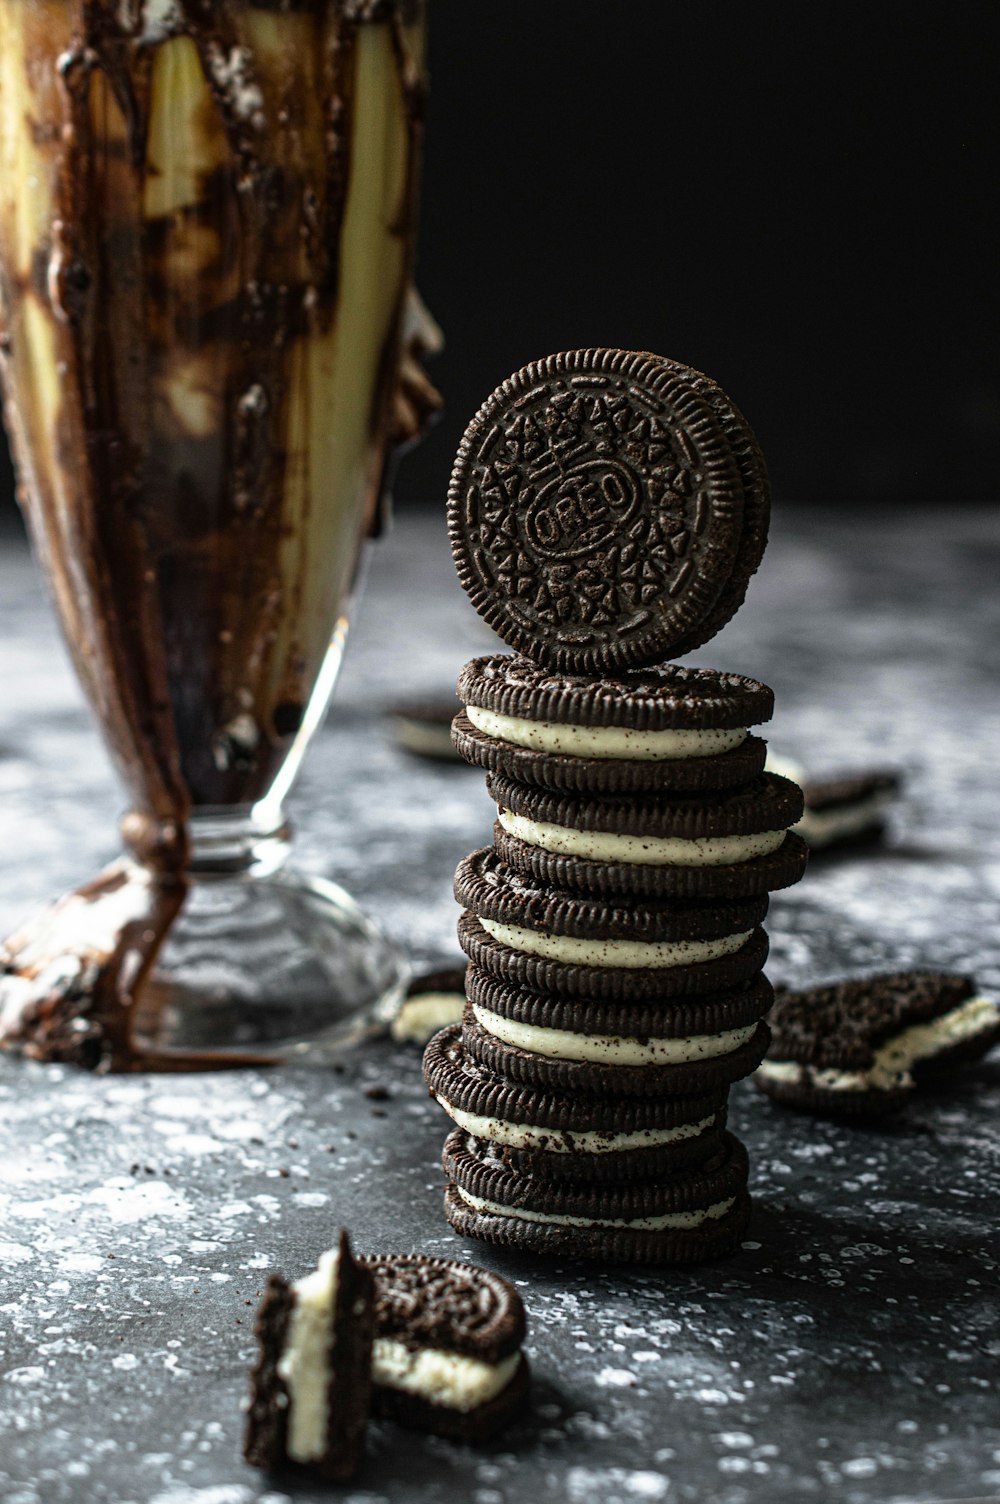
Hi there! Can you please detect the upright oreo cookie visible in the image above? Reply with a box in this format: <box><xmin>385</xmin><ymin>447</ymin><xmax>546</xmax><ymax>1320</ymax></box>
<box><xmin>443</xmin><ymin>1129</ymin><xmax>752</xmax><ymax>1266</ymax></box>
<box><xmin>244</xmin><ymin>1230</ymin><xmax>374</xmax><ymax>1481</ymax></box>
<box><xmin>448</xmin><ymin>350</ymin><xmax>762</xmax><ymax>671</ymax></box>
<box><xmin>361</xmin><ymin>1254</ymin><xmax>529</xmax><ymax>1441</ymax></box>
<box><xmin>453</xmin><ymin>656</ymin><xmax>773</xmax><ymax>795</ymax></box>
<box><xmin>756</xmin><ymin>971</ymin><xmax>1000</xmax><ymax>1119</ymax></box>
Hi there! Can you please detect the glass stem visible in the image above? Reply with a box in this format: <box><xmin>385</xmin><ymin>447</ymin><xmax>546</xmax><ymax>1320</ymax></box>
<box><xmin>186</xmin><ymin>804</ymin><xmax>291</xmax><ymax>878</ymax></box>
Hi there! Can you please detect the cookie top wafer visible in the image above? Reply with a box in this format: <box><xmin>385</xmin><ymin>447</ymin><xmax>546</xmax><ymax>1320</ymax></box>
<box><xmin>448</xmin><ymin>350</ymin><xmax>759</xmax><ymax>671</ymax></box>
<box><xmin>360</xmin><ymin>1254</ymin><xmax>525</xmax><ymax>1363</ymax></box>
<box><xmin>458</xmin><ymin>656</ymin><xmax>774</xmax><ymax>731</ymax></box>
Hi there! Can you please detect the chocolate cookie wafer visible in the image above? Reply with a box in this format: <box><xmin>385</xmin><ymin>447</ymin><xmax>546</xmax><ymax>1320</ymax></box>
<box><xmin>453</xmin><ymin>655</ymin><xmax>772</xmax><ymax>795</ymax></box>
<box><xmin>361</xmin><ymin>1254</ymin><xmax>529</xmax><ymax>1441</ymax></box>
<box><xmin>448</xmin><ymin>349</ymin><xmax>751</xmax><ymax>673</ymax></box>
<box><xmin>244</xmin><ymin>1230</ymin><xmax>374</xmax><ymax>1480</ymax></box>
<box><xmin>443</xmin><ymin>1128</ymin><xmax>751</xmax><ymax>1265</ymax></box>
<box><xmin>423</xmin><ymin>1023</ymin><xmax>728</xmax><ymax>1180</ymax></box>
<box><xmin>756</xmin><ymin>971</ymin><xmax>1000</xmax><ymax>1119</ymax></box>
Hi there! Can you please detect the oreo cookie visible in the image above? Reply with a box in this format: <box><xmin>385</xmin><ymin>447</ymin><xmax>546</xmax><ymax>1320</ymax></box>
<box><xmin>756</xmin><ymin>971</ymin><xmax>1000</xmax><ymax>1119</ymax></box>
<box><xmin>361</xmin><ymin>1254</ymin><xmax>529</xmax><ymax>1441</ymax></box>
<box><xmin>244</xmin><ymin>1230</ymin><xmax>374</xmax><ymax>1480</ymax></box>
<box><xmin>423</xmin><ymin>1023</ymin><xmax>729</xmax><ymax>1180</ymax></box>
<box><xmin>797</xmin><ymin>770</ymin><xmax>902</xmax><ymax>851</ymax></box>
<box><xmin>463</xmin><ymin>999</ymin><xmax>769</xmax><ymax>1098</ymax></box>
<box><xmin>459</xmin><ymin>909</ymin><xmax>769</xmax><ymax>1001</ymax></box>
<box><xmin>448</xmin><ymin>349</ymin><xmax>758</xmax><ymax>672</ymax></box>
<box><xmin>765</xmin><ymin>751</ymin><xmax>903</xmax><ymax>852</ymax></box>
<box><xmin>453</xmin><ymin>710</ymin><xmax>769</xmax><ymax>796</ymax></box>
<box><xmin>488</xmin><ymin>769</ymin><xmax>803</xmax><ymax>845</ymax></box>
<box><xmin>442</xmin><ymin>1128</ymin><xmax>751</xmax><ymax>1265</ymax></box>
<box><xmin>493</xmin><ymin>821</ymin><xmax>808</xmax><ymax>902</ymax></box>
<box><xmin>456</xmin><ymin>846</ymin><xmax>768</xmax><ymax>943</ymax></box>
<box><xmin>466</xmin><ymin>963</ymin><xmax>774</xmax><ymax>1038</ymax></box>
<box><xmin>489</xmin><ymin>768</ymin><xmax>805</xmax><ymax>900</ymax></box>
<box><xmin>390</xmin><ymin>965</ymin><xmax>467</xmax><ymax>1045</ymax></box>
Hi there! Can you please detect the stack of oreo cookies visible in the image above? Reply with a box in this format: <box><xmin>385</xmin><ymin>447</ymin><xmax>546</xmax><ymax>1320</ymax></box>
<box><xmin>423</xmin><ymin>349</ymin><xmax>807</xmax><ymax>1264</ymax></box>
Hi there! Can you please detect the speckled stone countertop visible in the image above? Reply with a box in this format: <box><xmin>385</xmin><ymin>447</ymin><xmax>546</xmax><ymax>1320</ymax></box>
<box><xmin>1</xmin><ymin>504</ymin><xmax>999</xmax><ymax>1504</ymax></box>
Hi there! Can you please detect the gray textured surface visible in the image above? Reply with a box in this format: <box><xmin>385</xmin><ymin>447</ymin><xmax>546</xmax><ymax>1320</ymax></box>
<box><xmin>1</xmin><ymin>504</ymin><xmax>999</xmax><ymax>1504</ymax></box>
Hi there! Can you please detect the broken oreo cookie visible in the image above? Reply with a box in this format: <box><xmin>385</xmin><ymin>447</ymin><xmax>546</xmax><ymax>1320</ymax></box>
<box><xmin>448</xmin><ymin>349</ymin><xmax>769</xmax><ymax>671</ymax></box>
<box><xmin>361</xmin><ymin>1253</ymin><xmax>529</xmax><ymax>1440</ymax></box>
<box><xmin>244</xmin><ymin>1230</ymin><xmax>374</xmax><ymax>1481</ymax></box>
<box><xmin>755</xmin><ymin>971</ymin><xmax>1000</xmax><ymax>1118</ymax></box>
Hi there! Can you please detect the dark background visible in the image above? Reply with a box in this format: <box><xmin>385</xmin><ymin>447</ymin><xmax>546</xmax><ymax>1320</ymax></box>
<box><xmin>2</xmin><ymin>0</ymin><xmax>997</xmax><ymax>521</ymax></box>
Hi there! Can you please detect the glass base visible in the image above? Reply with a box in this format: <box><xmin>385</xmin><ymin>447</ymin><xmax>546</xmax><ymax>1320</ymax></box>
<box><xmin>134</xmin><ymin>867</ymin><xmax>408</xmax><ymax>1063</ymax></box>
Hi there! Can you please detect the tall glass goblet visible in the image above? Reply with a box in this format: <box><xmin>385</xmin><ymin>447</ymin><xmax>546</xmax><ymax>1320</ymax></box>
<box><xmin>0</xmin><ymin>0</ymin><xmax>439</xmax><ymax>1069</ymax></box>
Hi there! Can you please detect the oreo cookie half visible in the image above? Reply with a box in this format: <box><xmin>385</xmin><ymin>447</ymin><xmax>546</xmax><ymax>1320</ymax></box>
<box><xmin>361</xmin><ymin>1254</ymin><xmax>529</xmax><ymax>1441</ymax></box>
<box><xmin>442</xmin><ymin>1129</ymin><xmax>751</xmax><ymax>1266</ymax></box>
<box><xmin>423</xmin><ymin>1024</ymin><xmax>728</xmax><ymax>1180</ymax></box>
<box><xmin>448</xmin><ymin>349</ymin><xmax>752</xmax><ymax>672</ymax></box>
<box><xmin>756</xmin><ymin>971</ymin><xmax>1000</xmax><ymax>1119</ymax></box>
<box><xmin>244</xmin><ymin>1230</ymin><xmax>374</xmax><ymax>1480</ymax></box>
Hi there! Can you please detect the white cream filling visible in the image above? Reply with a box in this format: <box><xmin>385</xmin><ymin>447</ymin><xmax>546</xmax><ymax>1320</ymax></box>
<box><xmin>478</xmin><ymin>916</ymin><xmax>750</xmax><ymax>969</ymax></box>
<box><xmin>277</xmin><ymin>1248</ymin><xmax>340</xmax><ymax>1463</ymax></box>
<box><xmin>466</xmin><ymin>704</ymin><xmax>747</xmax><ymax>761</ymax></box>
<box><xmin>390</xmin><ymin>991</ymin><xmax>464</xmax><ymax>1044</ymax></box>
<box><xmin>497</xmin><ymin>808</ymin><xmax>786</xmax><ymax>867</ymax></box>
<box><xmin>471</xmin><ymin>1002</ymin><xmax>756</xmax><ymax>1065</ymax></box>
<box><xmin>793</xmin><ymin>792</ymin><xmax>894</xmax><ymax>848</ymax></box>
<box><xmin>433</xmin><ymin>1098</ymin><xmax>717</xmax><ymax>1153</ymax></box>
<box><xmin>372</xmin><ymin>1338</ymin><xmax>519</xmax><ymax>1413</ymax></box>
<box><xmin>455</xmin><ymin>1184</ymin><xmax>735</xmax><ymax>1232</ymax></box>
<box><xmin>757</xmin><ymin>995</ymin><xmax>1000</xmax><ymax>1094</ymax></box>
